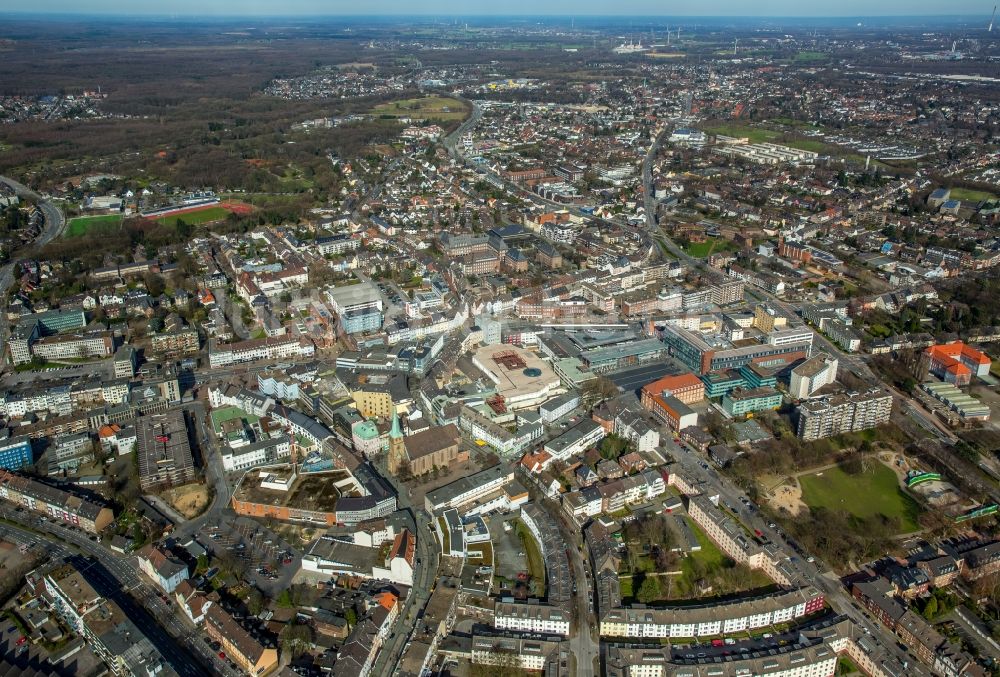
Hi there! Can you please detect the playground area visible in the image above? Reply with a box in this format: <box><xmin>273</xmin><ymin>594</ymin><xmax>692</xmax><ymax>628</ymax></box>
<box><xmin>162</xmin><ymin>483</ymin><xmax>210</xmax><ymax>520</ymax></box>
<box><xmin>765</xmin><ymin>453</ymin><xmax>923</xmax><ymax>533</ymax></box>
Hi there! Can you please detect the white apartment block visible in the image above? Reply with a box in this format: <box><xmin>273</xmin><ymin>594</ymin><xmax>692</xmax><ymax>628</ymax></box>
<box><xmin>221</xmin><ymin>436</ymin><xmax>292</xmax><ymax>472</ymax></box>
<box><xmin>494</xmin><ymin>602</ymin><xmax>570</xmax><ymax>636</ymax></box>
<box><xmin>788</xmin><ymin>353</ymin><xmax>839</xmax><ymax>400</ymax></box>
<box><xmin>208</xmin><ymin>335</ymin><xmax>315</xmax><ymax>368</ymax></box>
<box><xmin>796</xmin><ymin>389</ymin><xmax>893</xmax><ymax>441</ymax></box>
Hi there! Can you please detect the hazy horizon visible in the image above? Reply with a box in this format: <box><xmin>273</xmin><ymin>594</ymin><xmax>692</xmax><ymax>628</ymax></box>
<box><xmin>0</xmin><ymin>0</ymin><xmax>997</xmax><ymax>18</ymax></box>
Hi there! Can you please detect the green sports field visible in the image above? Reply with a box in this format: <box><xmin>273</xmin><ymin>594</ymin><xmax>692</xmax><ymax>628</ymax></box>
<box><xmin>799</xmin><ymin>463</ymin><xmax>921</xmax><ymax>532</ymax></box>
<box><xmin>950</xmin><ymin>187</ymin><xmax>997</xmax><ymax>203</ymax></box>
<box><xmin>152</xmin><ymin>206</ymin><xmax>230</xmax><ymax>226</ymax></box>
<box><xmin>65</xmin><ymin>214</ymin><xmax>122</xmax><ymax>237</ymax></box>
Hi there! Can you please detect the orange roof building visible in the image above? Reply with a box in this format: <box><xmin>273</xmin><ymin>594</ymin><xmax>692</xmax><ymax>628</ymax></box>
<box><xmin>925</xmin><ymin>342</ymin><xmax>991</xmax><ymax>386</ymax></box>
<box><xmin>520</xmin><ymin>449</ymin><xmax>553</xmax><ymax>473</ymax></box>
<box><xmin>640</xmin><ymin>372</ymin><xmax>705</xmax><ymax>407</ymax></box>
<box><xmin>373</xmin><ymin>591</ymin><xmax>398</xmax><ymax>612</ymax></box>
<box><xmin>97</xmin><ymin>423</ymin><xmax>121</xmax><ymax>439</ymax></box>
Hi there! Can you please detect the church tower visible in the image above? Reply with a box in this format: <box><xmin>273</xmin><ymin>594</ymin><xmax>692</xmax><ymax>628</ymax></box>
<box><xmin>387</xmin><ymin>412</ymin><xmax>408</xmax><ymax>474</ymax></box>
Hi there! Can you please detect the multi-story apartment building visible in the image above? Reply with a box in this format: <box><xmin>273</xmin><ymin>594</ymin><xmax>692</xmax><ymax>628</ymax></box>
<box><xmin>599</xmin><ymin>586</ymin><xmax>825</xmax><ymax>639</ymax></box>
<box><xmin>470</xmin><ymin>635</ymin><xmax>562</xmax><ymax>672</ymax></box>
<box><xmin>539</xmin><ymin>392</ymin><xmax>581</xmax><ymax>424</ymax></box>
<box><xmin>788</xmin><ymin>353</ymin><xmax>839</xmax><ymax>399</ymax></box>
<box><xmin>31</xmin><ymin>331</ymin><xmax>115</xmax><ymax>361</ymax></box>
<box><xmin>43</xmin><ymin>563</ymin><xmax>174</xmax><ymax>677</ymax></box>
<box><xmin>543</xmin><ymin>419</ymin><xmax>606</xmax><ymax>461</ymax></box>
<box><xmin>137</xmin><ymin>545</ymin><xmax>189</xmax><ymax>594</ymax></box>
<box><xmin>824</xmin><ymin>318</ymin><xmax>862</xmax><ymax>353</ymax></box>
<box><xmin>208</xmin><ymin>335</ymin><xmax>315</xmax><ymax>368</ymax></box>
<box><xmin>0</xmin><ymin>470</ymin><xmax>113</xmax><ymax>532</ymax></box>
<box><xmin>112</xmin><ymin>345</ymin><xmax>136</xmax><ymax>378</ymax></box>
<box><xmin>315</xmin><ymin>233</ymin><xmax>360</xmax><ymax>256</ymax></box>
<box><xmin>204</xmin><ymin>605</ymin><xmax>278</xmax><ymax>676</ymax></box>
<box><xmin>457</xmin><ymin>405</ymin><xmax>543</xmax><ymax>458</ymax></box>
<box><xmin>150</xmin><ymin>328</ymin><xmax>200</xmax><ymax>355</ymax></box>
<box><xmin>493</xmin><ymin>602</ymin><xmax>570</xmax><ymax>636</ymax></box>
<box><xmin>424</xmin><ymin>464</ymin><xmax>514</xmax><ymax>513</ymax></box>
<box><xmin>796</xmin><ymin>389</ymin><xmax>893</xmax><ymax>441</ymax></box>
<box><xmin>604</xmin><ymin>617</ymin><xmax>916</xmax><ymax>677</ymax></box>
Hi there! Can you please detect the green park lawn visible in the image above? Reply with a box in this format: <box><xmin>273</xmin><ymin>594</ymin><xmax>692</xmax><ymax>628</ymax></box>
<box><xmin>685</xmin><ymin>238</ymin><xmax>735</xmax><ymax>258</ymax></box>
<box><xmin>799</xmin><ymin>463</ymin><xmax>921</xmax><ymax>532</ymax></box>
<box><xmin>950</xmin><ymin>187</ymin><xmax>997</xmax><ymax>203</ymax></box>
<box><xmin>793</xmin><ymin>51</ymin><xmax>829</xmax><ymax>62</ymax></box>
<box><xmin>65</xmin><ymin>214</ymin><xmax>122</xmax><ymax>237</ymax></box>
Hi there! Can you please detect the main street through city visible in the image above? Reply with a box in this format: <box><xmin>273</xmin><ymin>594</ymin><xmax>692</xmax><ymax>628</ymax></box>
<box><xmin>369</xmin><ymin>458</ymin><xmax>440</xmax><ymax>676</ymax></box>
<box><xmin>638</xmin><ymin>131</ymin><xmax>930</xmax><ymax>673</ymax></box>
<box><xmin>0</xmin><ymin>175</ymin><xmax>65</xmax><ymax>353</ymax></box>
<box><xmin>0</xmin><ymin>512</ymin><xmax>241</xmax><ymax>677</ymax></box>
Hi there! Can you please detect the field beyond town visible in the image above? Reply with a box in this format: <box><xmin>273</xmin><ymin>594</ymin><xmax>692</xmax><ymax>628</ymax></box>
<box><xmin>372</xmin><ymin>95</ymin><xmax>469</xmax><ymax>121</ymax></box>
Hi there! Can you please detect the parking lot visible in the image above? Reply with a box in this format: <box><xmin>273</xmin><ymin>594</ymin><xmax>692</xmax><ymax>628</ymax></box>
<box><xmin>198</xmin><ymin>517</ymin><xmax>299</xmax><ymax>592</ymax></box>
<box><xmin>610</xmin><ymin>361</ymin><xmax>683</xmax><ymax>394</ymax></box>
<box><xmin>488</xmin><ymin>514</ymin><xmax>528</xmax><ymax>588</ymax></box>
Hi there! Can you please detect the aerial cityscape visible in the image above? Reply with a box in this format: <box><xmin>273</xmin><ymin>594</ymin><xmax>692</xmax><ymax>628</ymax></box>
<box><xmin>2</xmin><ymin>4</ymin><xmax>1000</xmax><ymax>677</ymax></box>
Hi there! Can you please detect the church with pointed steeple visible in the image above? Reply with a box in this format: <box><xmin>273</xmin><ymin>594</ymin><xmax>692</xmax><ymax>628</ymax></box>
<box><xmin>387</xmin><ymin>411</ymin><xmax>408</xmax><ymax>474</ymax></box>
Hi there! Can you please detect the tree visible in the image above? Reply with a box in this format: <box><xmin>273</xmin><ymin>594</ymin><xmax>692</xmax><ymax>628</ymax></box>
<box><xmin>196</xmin><ymin>554</ymin><xmax>209</xmax><ymax>574</ymax></box>
<box><xmin>470</xmin><ymin>646</ymin><xmax>524</xmax><ymax>677</ymax></box>
<box><xmin>344</xmin><ymin>607</ymin><xmax>358</xmax><ymax>630</ymax></box>
<box><xmin>246</xmin><ymin>588</ymin><xmax>265</xmax><ymax>616</ymax></box>
<box><xmin>636</xmin><ymin>576</ymin><xmax>661</xmax><ymax>604</ymax></box>
<box><xmin>144</xmin><ymin>273</ymin><xmax>165</xmax><ymax>297</ymax></box>
<box><xmin>175</xmin><ymin>218</ymin><xmax>193</xmax><ymax>239</ymax></box>
<box><xmin>599</xmin><ymin>435</ymin><xmax>629</xmax><ymax>461</ymax></box>
<box><xmin>922</xmin><ymin>595</ymin><xmax>938</xmax><ymax>620</ymax></box>
<box><xmin>582</xmin><ymin>376</ymin><xmax>619</xmax><ymax>406</ymax></box>
<box><xmin>279</xmin><ymin>623</ymin><xmax>312</xmax><ymax>657</ymax></box>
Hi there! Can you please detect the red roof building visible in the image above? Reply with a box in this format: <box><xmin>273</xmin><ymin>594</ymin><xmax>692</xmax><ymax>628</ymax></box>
<box><xmin>925</xmin><ymin>342</ymin><xmax>991</xmax><ymax>386</ymax></box>
<box><xmin>640</xmin><ymin>372</ymin><xmax>705</xmax><ymax>407</ymax></box>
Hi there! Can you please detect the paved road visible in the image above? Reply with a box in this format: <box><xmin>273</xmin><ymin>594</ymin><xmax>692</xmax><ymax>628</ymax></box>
<box><xmin>370</xmin><ymin>459</ymin><xmax>440</xmax><ymax>675</ymax></box>
<box><xmin>0</xmin><ymin>510</ymin><xmax>239</xmax><ymax>677</ymax></box>
<box><xmin>442</xmin><ymin>97</ymin><xmax>483</xmax><ymax>158</ymax></box>
<box><xmin>660</xmin><ymin>433</ymin><xmax>926</xmax><ymax>673</ymax></box>
<box><xmin>0</xmin><ymin>175</ymin><xmax>66</xmax><ymax>360</ymax></box>
<box><xmin>512</xmin><ymin>469</ymin><xmax>599</xmax><ymax>676</ymax></box>
<box><xmin>171</xmin><ymin>400</ymin><xmax>232</xmax><ymax>542</ymax></box>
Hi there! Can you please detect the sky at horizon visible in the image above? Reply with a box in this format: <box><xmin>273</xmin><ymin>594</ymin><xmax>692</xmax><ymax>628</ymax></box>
<box><xmin>1</xmin><ymin>1</ymin><xmax>998</xmax><ymax>17</ymax></box>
